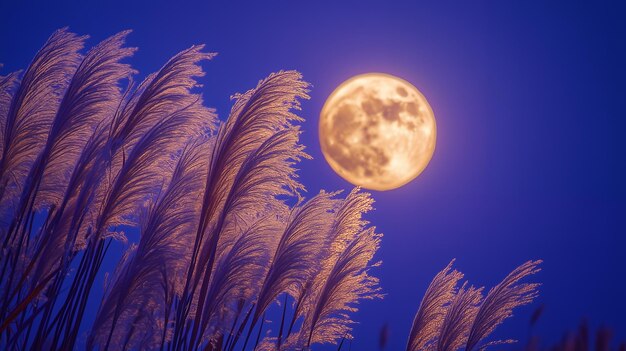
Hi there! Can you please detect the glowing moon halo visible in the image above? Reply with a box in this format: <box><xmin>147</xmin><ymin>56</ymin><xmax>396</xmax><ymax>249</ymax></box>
<box><xmin>319</xmin><ymin>73</ymin><xmax>436</xmax><ymax>191</ymax></box>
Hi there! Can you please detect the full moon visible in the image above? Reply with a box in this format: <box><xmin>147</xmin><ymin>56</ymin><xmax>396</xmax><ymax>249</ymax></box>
<box><xmin>319</xmin><ymin>73</ymin><xmax>436</xmax><ymax>191</ymax></box>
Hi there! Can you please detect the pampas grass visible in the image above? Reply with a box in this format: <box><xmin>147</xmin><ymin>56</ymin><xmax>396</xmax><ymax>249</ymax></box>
<box><xmin>0</xmin><ymin>29</ymin><xmax>383</xmax><ymax>351</ymax></box>
<box><xmin>406</xmin><ymin>260</ymin><xmax>541</xmax><ymax>351</ymax></box>
<box><xmin>0</xmin><ymin>29</ymin><xmax>541</xmax><ymax>351</ymax></box>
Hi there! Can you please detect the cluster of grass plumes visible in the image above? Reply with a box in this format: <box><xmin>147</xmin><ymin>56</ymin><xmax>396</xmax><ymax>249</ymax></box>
<box><xmin>405</xmin><ymin>260</ymin><xmax>542</xmax><ymax>351</ymax></box>
<box><xmin>0</xmin><ymin>28</ymin><xmax>382</xmax><ymax>350</ymax></box>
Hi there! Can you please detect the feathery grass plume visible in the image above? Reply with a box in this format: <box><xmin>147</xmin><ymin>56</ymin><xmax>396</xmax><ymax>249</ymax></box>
<box><xmin>8</xmin><ymin>126</ymin><xmax>113</xmax><ymax>350</ymax></box>
<box><xmin>0</xmin><ymin>70</ymin><xmax>21</xmax><ymax>157</ymax></box>
<box><xmin>0</xmin><ymin>30</ymin><xmax>133</xmax><ymax>334</ymax></box>
<box><xmin>3</xmin><ymin>31</ymin><xmax>136</xmax><ymax>301</ymax></box>
<box><xmin>109</xmin><ymin>45</ymin><xmax>216</xmax><ymax>151</ymax></box>
<box><xmin>0</xmin><ymin>33</ymin><xmax>136</xmax><ymax>343</ymax></box>
<box><xmin>405</xmin><ymin>261</ymin><xmax>541</xmax><ymax>351</ymax></box>
<box><xmin>196</xmin><ymin>220</ymin><xmax>278</xmax><ymax>348</ymax></box>
<box><xmin>240</xmin><ymin>190</ymin><xmax>338</xmax><ymax>350</ymax></box>
<box><xmin>30</xmin><ymin>124</ymin><xmax>109</xmax><ymax>286</ymax></box>
<box><xmin>437</xmin><ymin>283</ymin><xmax>483</xmax><ymax>351</ymax></box>
<box><xmin>38</xmin><ymin>43</ymin><xmax>215</xmax><ymax>351</ymax></box>
<box><xmin>174</xmin><ymin>71</ymin><xmax>309</xmax><ymax>348</ymax></box>
<box><xmin>189</xmin><ymin>71</ymin><xmax>309</xmax><ymax>280</ymax></box>
<box><xmin>0</xmin><ymin>29</ymin><xmax>86</xmax><ymax>339</ymax></box>
<box><xmin>51</xmin><ymin>45</ymin><xmax>214</xmax><ymax>260</ymax></box>
<box><xmin>88</xmin><ymin>141</ymin><xmax>208</xmax><ymax>351</ymax></box>
<box><xmin>252</xmin><ymin>191</ymin><xmax>338</xmax><ymax>329</ymax></box>
<box><xmin>33</xmin><ymin>31</ymin><xmax>137</xmax><ymax>210</ymax></box>
<box><xmin>56</xmin><ymin>45</ymin><xmax>214</xmax><ymax>251</ymax></box>
<box><xmin>0</xmin><ymin>69</ymin><xmax>19</xmax><ymax>288</ymax></box>
<box><xmin>465</xmin><ymin>260</ymin><xmax>542</xmax><ymax>351</ymax></box>
<box><xmin>215</xmin><ymin>126</ymin><xmax>307</xmax><ymax>238</ymax></box>
<box><xmin>0</xmin><ymin>28</ymin><xmax>86</xmax><ymax>214</ymax></box>
<box><xmin>53</xmin><ymin>102</ymin><xmax>212</xmax><ymax>349</ymax></box>
<box><xmin>92</xmin><ymin>101</ymin><xmax>209</xmax><ymax>243</ymax></box>
<box><xmin>277</xmin><ymin>187</ymin><xmax>378</xmax><ymax>350</ymax></box>
<box><xmin>191</xmin><ymin>128</ymin><xmax>308</xmax><ymax>348</ymax></box>
<box><xmin>85</xmin><ymin>47</ymin><xmax>216</xmax><ymax>243</ymax></box>
<box><xmin>302</xmin><ymin>227</ymin><xmax>382</xmax><ymax>347</ymax></box>
<box><xmin>103</xmin><ymin>249</ymin><xmax>167</xmax><ymax>351</ymax></box>
<box><xmin>326</xmin><ymin>187</ymin><xmax>374</xmax><ymax>257</ymax></box>
<box><xmin>282</xmin><ymin>188</ymin><xmax>374</xmax><ymax>345</ymax></box>
<box><xmin>406</xmin><ymin>260</ymin><xmax>464</xmax><ymax>351</ymax></box>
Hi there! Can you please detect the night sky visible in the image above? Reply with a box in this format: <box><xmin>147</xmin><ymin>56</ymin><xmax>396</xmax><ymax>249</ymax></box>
<box><xmin>1</xmin><ymin>1</ymin><xmax>625</xmax><ymax>350</ymax></box>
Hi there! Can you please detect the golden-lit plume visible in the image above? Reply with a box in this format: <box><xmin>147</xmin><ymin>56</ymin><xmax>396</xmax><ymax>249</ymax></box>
<box><xmin>406</xmin><ymin>260</ymin><xmax>541</xmax><ymax>351</ymax></box>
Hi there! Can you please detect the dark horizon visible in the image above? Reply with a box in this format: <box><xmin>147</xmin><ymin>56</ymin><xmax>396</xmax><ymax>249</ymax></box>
<box><xmin>1</xmin><ymin>1</ymin><xmax>624</xmax><ymax>350</ymax></box>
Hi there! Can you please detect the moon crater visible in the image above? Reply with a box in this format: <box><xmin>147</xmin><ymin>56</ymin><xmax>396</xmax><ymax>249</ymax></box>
<box><xmin>319</xmin><ymin>73</ymin><xmax>436</xmax><ymax>191</ymax></box>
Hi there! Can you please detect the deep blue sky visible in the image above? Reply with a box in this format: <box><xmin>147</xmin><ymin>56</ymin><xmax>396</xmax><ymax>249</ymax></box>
<box><xmin>1</xmin><ymin>1</ymin><xmax>625</xmax><ymax>350</ymax></box>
